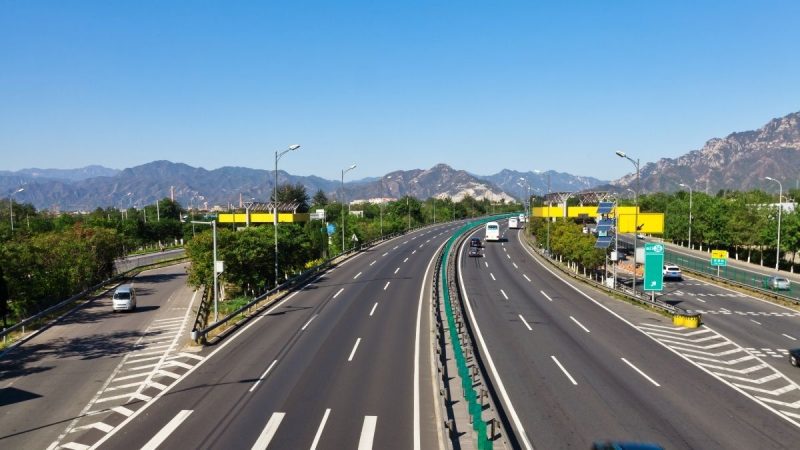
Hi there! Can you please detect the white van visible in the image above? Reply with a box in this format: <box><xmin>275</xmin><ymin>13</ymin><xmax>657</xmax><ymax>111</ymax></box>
<box><xmin>112</xmin><ymin>284</ymin><xmax>137</xmax><ymax>312</ymax></box>
<box><xmin>508</xmin><ymin>217</ymin><xmax>520</xmax><ymax>229</ymax></box>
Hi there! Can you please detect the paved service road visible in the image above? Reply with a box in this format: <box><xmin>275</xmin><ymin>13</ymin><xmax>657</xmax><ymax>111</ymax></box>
<box><xmin>458</xmin><ymin>222</ymin><xmax>800</xmax><ymax>449</ymax></box>
<box><xmin>93</xmin><ymin>224</ymin><xmax>461</xmax><ymax>450</ymax></box>
<box><xmin>0</xmin><ymin>263</ymin><xmax>199</xmax><ymax>450</ymax></box>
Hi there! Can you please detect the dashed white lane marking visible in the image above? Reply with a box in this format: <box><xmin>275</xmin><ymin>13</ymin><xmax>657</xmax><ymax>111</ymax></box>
<box><xmin>370</xmin><ymin>260</ymin><xmax>376</xmax><ymax>266</ymax></box>
<box><xmin>383</xmin><ymin>281</ymin><xmax>391</xmax><ymax>290</ymax></box>
<box><xmin>249</xmin><ymin>359</ymin><xmax>277</xmax><ymax>392</ymax></box>
<box><xmin>621</xmin><ymin>358</ymin><xmax>660</xmax><ymax>387</ymax></box>
<box><xmin>751</xmin><ymin>319</ymin><xmax>762</xmax><ymax>325</ymax></box>
<box><xmin>412</xmin><ymin>250</ymin><xmax>417</xmax><ymax>255</ymax></box>
<box><xmin>358</xmin><ymin>416</ymin><xmax>378</xmax><ymax>450</ymax></box>
<box><xmin>394</xmin><ymin>267</ymin><xmax>400</xmax><ymax>274</ymax></box>
<box><xmin>310</xmin><ymin>408</ymin><xmax>331</xmax><ymax>450</ymax></box>
<box><xmin>503</xmin><ymin>247</ymin><xmax>507</xmax><ymax>252</ymax></box>
<box><xmin>251</xmin><ymin>412</ymin><xmax>285</xmax><ymax>450</ymax></box>
<box><xmin>403</xmin><ymin>257</ymin><xmax>409</xmax><ymax>263</ymax></box>
<box><xmin>783</xmin><ymin>334</ymin><xmax>797</xmax><ymax>341</ymax></box>
<box><xmin>551</xmin><ymin>355</ymin><xmax>577</xmax><ymax>385</ymax></box>
<box><xmin>500</xmin><ymin>289</ymin><xmax>509</xmax><ymax>300</ymax></box>
<box><xmin>403</xmin><ymin>240</ymin><xmax>409</xmax><ymax>244</ymax></box>
<box><xmin>523</xmin><ymin>274</ymin><xmax>531</xmax><ymax>282</ymax></box>
<box><xmin>382</xmin><ymin>252</ymin><xmax>389</xmax><ymax>257</ymax></box>
<box><xmin>490</xmin><ymin>273</ymin><xmax>496</xmax><ymax>281</ymax></box>
<box><xmin>393</xmin><ymin>245</ymin><xmax>399</xmax><ymax>250</ymax></box>
<box><xmin>506</xmin><ymin>254</ymin><xmax>511</xmax><ymax>259</ymax></box>
<box><xmin>419</xmin><ymin>244</ymin><xmax>424</xmax><ymax>248</ymax></box>
<box><xmin>333</xmin><ymin>288</ymin><xmax>344</xmax><ymax>299</ymax></box>
<box><xmin>302</xmin><ymin>315</ymin><xmax>318</xmax><ymax>331</ymax></box>
<box><xmin>512</xmin><ymin>263</ymin><xmax>518</xmax><ymax>269</ymax></box>
<box><xmin>570</xmin><ymin>316</ymin><xmax>590</xmax><ymax>333</ymax></box>
<box><xmin>354</xmin><ymin>272</ymin><xmax>362</xmax><ymax>279</ymax></box>
<box><xmin>348</xmin><ymin>338</ymin><xmax>362</xmax><ymax>362</ymax></box>
<box><xmin>484</xmin><ymin>261</ymin><xmax>488</xmax><ymax>268</ymax></box>
<box><xmin>695</xmin><ymin>298</ymin><xmax>707</xmax><ymax>303</ymax></box>
<box><xmin>541</xmin><ymin>291</ymin><xmax>553</xmax><ymax>302</ymax></box>
<box><xmin>370</xmin><ymin>302</ymin><xmax>378</xmax><ymax>316</ymax></box>
<box><xmin>519</xmin><ymin>315</ymin><xmax>533</xmax><ymax>331</ymax></box>
<box><xmin>141</xmin><ymin>409</ymin><xmax>193</xmax><ymax>450</ymax></box>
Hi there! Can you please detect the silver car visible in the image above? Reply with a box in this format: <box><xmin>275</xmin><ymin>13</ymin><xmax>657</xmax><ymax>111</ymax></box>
<box><xmin>767</xmin><ymin>276</ymin><xmax>791</xmax><ymax>291</ymax></box>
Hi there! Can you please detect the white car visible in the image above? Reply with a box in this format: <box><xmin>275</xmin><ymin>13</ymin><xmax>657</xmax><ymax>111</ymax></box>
<box><xmin>662</xmin><ymin>265</ymin><xmax>682</xmax><ymax>281</ymax></box>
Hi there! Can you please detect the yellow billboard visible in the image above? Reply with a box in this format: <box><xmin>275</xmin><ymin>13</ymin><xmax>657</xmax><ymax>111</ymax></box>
<box><xmin>617</xmin><ymin>212</ymin><xmax>664</xmax><ymax>234</ymax></box>
<box><xmin>218</xmin><ymin>212</ymin><xmax>310</xmax><ymax>224</ymax></box>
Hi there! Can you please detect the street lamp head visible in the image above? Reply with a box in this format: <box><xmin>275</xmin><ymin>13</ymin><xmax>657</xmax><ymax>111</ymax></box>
<box><xmin>288</xmin><ymin>144</ymin><xmax>301</xmax><ymax>151</ymax></box>
<box><xmin>765</xmin><ymin>176</ymin><xmax>775</xmax><ymax>182</ymax></box>
<box><xmin>15</xmin><ymin>188</ymin><xmax>24</xmax><ymax>193</ymax></box>
<box><xmin>615</xmin><ymin>151</ymin><xmax>626</xmax><ymax>158</ymax></box>
<box><xmin>679</xmin><ymin>183</ymin><xmax>687</xmax><ymax>188</ymax></box>
<box><xmin>348</xmin><ymin>163</ymin><xmax>357</xmax><ymax>170</ymax></box>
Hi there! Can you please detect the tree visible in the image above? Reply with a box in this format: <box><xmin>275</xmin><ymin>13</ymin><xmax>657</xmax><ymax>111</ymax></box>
<box><xmin>312</xmin><ymin>189</ymin><xmax>328</xmax><ymax>207</ymax></box>
<box><xmin>274</xmin><ymin>183</ymin><xmax>310</xmax><ymax>213</ymax></box>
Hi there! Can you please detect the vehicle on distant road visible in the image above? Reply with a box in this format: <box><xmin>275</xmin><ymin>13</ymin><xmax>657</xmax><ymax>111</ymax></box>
<box><xmin>468</xmin><ymin>247</ymin><xmax>481</xmax><ymax>257</ymax></box>
<box><xmin>470</xmin><ymin>237</ymin><xmax>482</xmax><ymax>248</ymax></box>
<box><xmin>485</xmin><ymin>221</ymin><xmax>501</xmax><ymax>241</ymax></box>
<box><xmin>662</xmin><ymin>264</ymin><xmax>683</xmax><ymax>281</ymax></box>
<box><xmin>112</xmin><ymin>284</ymin><xmax>137</xmax><ymax>312</ymax></box>
<box><xmin>508</xmin><ymin>217</ymin><xmax>520</xmax><ymax>229</ymax></box>
<box><xmin>790</xmin><ymin>348</ymin><xmax>800</xmax><ymax>367</ymax></box>
<box><xmin>764</xmin><ymin>276</ymin><xmax>791</xmax><ymax>291</ymax></box>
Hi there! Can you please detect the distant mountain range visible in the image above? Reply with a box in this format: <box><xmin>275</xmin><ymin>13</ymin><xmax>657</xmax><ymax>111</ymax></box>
<box><xmin>0</xmin><ymin>161</ymin><xmax>606</xmax><ymax>212</ymax></box>
<box><xmin>3</xmin><ymin>109</ymin><xmax>798</xmax><ymax>211</ymax></box>
<box><xmin>611</xmin><ymin>111</ymin><xmax>800</xmax><ymax>194</ymax></box>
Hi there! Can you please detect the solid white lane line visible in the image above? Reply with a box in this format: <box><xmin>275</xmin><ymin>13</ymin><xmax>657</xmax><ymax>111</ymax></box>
<box><xmin>249</xmin><ymin>360</ymin><xmax>278</xmax><ymax>393</ymax></box>
<box><xmin>310</xmin><ymin>408</ymin><xmax>331</xmax><ymax>450</ymax></box>
<box><xmin>541</xmin><ymin>291</ymin><xmax>553</xmax><ymax>302</ymax></box>
<box><xmin>370</xmin><ymin>260</ymin><xmax>376</xmax><ymax>266</ymax></box>
<box><xmin>141</xmin><ymin>410</ymin><xmax>193</xmax><ymax>450</ymax></box>
<box><xmin>384</xmin><ymin>281</ymin><xmax>391</xmax><ymax>290</ymax></box>
<box><xmin>519</xmin><ymin>315</ymin><xmax>533</xmax><ymax>331</ymax></box>
<box><xmin>403</xmin><ymin>257</ymin><xmax>409</xmax><ymax>263</ymax></box>
<box><xmin>251</xmin><ymin>412</ymin><xmax>285</xmax><ymax>450</ymax></box>
<box><xmin>751</xmin><ymin>319</ymin><xmax>762</xmax><ymax>325</ymax></box>
<box><xmin>500</xmin><ymin>289</ymin><xmax>509</xmax><ymax>300</ymax></box>
<box><xmin>394</xmin><ymin>267</ymin><xmax>400</xmax><ymax>274</ymax></box>
<box><xmin>333</xmin><ymin>288</ymin><xmax>344</xmax><ymax>299</ymax></box>
<box><xmin>354</xmin><ymin>272</ymin><xmax>362</xmax><ymax>279</ymax></box>
<box><xmin>523</xmin><ymin>274</ymin><xmax>531</xmax><ymax>282</ymax></box>
<box><xmin>302</xmin><ymin>315</ymin><xmax>318</xmax><ymax>330</ymax></box>
<box><xmin>551</xmin><ymin>356</ymin><xmax>578</xmax><ymax>385</ymax></box>
<box><xmin>348</xmin><ymin>338</ymin><xmax>362</xmax><ymax>361</ymax></box>
<box><xmin>621</xmin><ymin>358</ymin><xmax>661</xmax><ymax>387</ymax></box>
<box><xmin>358</xmin><ymin>416</ymin><xmax>378</xmax><ymax>450</ymax></box>
<box><xmin>570</xmin><ymin>316</ymin><xmax>591</xmax><ymax>333</ymax></box>
<box><xmin>490</xmin><ymin>273</ymin><xmax>496</xmax><ymax>281</ymax></box>
<box><xmin>783</xmin><ymin>334</ymin><xmax>797</xmax><ymax>341</ymax></box>
<box><xmin>369</xmin><ymin>302</ymin><xmax>378</xmax><ymax>316</ymax></box>
<box><xmin>513</xmin><ymin>263</ymin><xmax>518</xmax><ymax>269</ymax></box>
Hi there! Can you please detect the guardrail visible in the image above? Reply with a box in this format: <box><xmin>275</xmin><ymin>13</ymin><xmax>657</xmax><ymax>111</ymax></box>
<box><xmin>1</xmin><ymin>254</ymin><xmax>188</xmax><ymax>348</ymax></box>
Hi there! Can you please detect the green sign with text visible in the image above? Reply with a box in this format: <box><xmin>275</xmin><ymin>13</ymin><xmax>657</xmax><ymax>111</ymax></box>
<box><xmin>643</xmin><ymin>242</ymin><xmax>664</xmax><ymax>291</ymax></box>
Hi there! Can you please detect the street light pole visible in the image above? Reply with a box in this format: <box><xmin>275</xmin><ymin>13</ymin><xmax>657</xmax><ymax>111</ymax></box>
<box><xmin>273</xmin><ymin>144</ymin><xmax>301</xmax><ymax>286</ymax></box>
<box><xmin>9</xmin><ymin>188</ymin><xmax>24</xmax><ymax>232</ymax></box>
<box><xmin>679</xmin><ymin>183</ymin><xmax>693</xmax><ymax>250</ymax></box>
<box><xmin>616</xmin><ymin>151</ymin><xmax>640</xmax><ymax>295</ymax></box>
<box><xmin>192</xmin><ymin>220</ymin><xmax>219</xmax><ymax>322</ymax></box>
<box><xmin>765</xmin><ymin>177</ymin><xmax>783</xmax><ymax>271</ymax></box>
<box><xmin>341</xmin><ymin>164</ymin><xmax>356</xmax><ymax>254</ymax></box>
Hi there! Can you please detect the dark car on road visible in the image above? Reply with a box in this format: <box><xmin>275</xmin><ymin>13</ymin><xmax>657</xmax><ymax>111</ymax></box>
<box><xmin>468</xmin><ymin>247</ymin><xmax>481</xmax><ymax>257</ymax></box>
<box><xmin>790</xmin><ymin>348</ymin><xmax>800</xmax><ymax>367</ymax></box>
<box><xmin>470</xmin><ymin>237</ymin><xmax>482</xmax><ymax>248</ymax></box>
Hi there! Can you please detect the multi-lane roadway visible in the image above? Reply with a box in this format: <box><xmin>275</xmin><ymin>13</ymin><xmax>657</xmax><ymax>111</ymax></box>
<box><xmin>458</xmin><ymin>222</ymin><xmax>800</xmax><ymax>449</ymax></box>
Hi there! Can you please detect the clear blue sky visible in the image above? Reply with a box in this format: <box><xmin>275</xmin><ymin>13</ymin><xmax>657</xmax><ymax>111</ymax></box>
<box><xmin>2</xmin><ymin>1</ymin><xmax>799</xmax><ymax>181</ymax></box>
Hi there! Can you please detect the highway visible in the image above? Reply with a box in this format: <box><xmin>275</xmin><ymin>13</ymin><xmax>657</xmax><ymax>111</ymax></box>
<box><xmin>91</xmin><ymin>223</ymin><xmax>461</xmax><ymax>450</ymax></box>
<box><xmin>0</xmin><ymin>263</ymin><xmax>199</xmax><ymax>450</ymax></box>
<box><xmin>458</xmin><ymin>222</ymin><xmax>800</xmax><ymax>449</ymax></box>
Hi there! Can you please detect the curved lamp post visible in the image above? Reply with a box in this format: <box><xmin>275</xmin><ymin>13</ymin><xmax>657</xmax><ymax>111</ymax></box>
<box><xmin>679</xmin><ymin>183</ymin><xmax>693</xmax><ymax>250</ymax></box>
<box><xmin>274</xmin><ymin>144</ymin><xmax>301</xmax><ymax>285</ymax></box>
<box><xmin>765</xmin><ymin>176</ymin><xmax>783</xmax><ymax>271</ymax></box>
<box><xmin>9</xmin><ymin>188</ymin><xmax>24</xmax><ymax>232</ymax></box>
<box><xmin>616</xmin><ymin>151</ymin><xmax>640</xmax><ymax>294</ymax></box>
<box><xmin>341</xmin><ymin>164</ymin><xmax>357</xmax><ymax>253</ymax></box>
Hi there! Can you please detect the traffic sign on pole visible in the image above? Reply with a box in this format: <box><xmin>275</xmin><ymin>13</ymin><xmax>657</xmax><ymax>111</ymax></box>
<box><xmin>643</xmin><ymin>243</ymin><xmax>664</xmax><ymax>291</ymax></box>
<box><xmin>711</xmin><ymin>249</ymin><xmax>728</xmax><ymax>267</ymax></box>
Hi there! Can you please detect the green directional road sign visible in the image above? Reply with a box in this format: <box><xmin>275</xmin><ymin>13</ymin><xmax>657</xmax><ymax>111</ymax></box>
<box><xmin>643</xmin><ymin>242</ymin><xmax>664</xmax><ymax>292</ymax></box>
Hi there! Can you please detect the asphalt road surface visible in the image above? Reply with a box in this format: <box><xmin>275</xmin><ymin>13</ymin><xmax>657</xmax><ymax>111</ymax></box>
<box><xmin>458</xmin><ymin>222</ymin><xmax>800</xmax><ymax>449</ymax></box>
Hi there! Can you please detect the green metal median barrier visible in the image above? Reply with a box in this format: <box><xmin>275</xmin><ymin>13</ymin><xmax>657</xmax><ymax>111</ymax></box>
<box><xmin>440</xmin><ymin>213</ymin><xmax>516</xmax><ymax>449</ymax></box>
